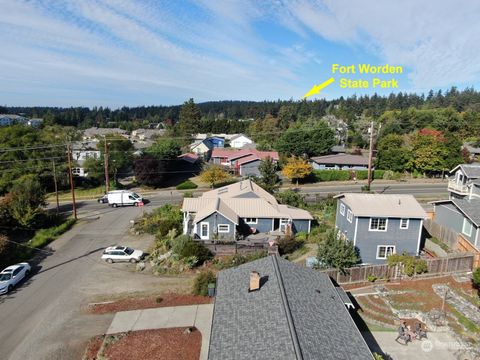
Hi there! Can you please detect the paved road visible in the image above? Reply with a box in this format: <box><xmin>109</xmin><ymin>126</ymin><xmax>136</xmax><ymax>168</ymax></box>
<box><xmin>52</xmin><ymin>182</ymin><xmax>448</xmax><ymax>217</ymax></box>
<box><xmin>0</xmin><ymin>204</ymin><xmax>164</xmax><ymax>360</ymax></box>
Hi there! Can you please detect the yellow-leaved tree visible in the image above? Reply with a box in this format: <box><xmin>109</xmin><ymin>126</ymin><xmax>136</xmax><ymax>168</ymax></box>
<box><xmin>200</xmin><ymin>165</ymin><xmax>230</xmax><ymax>188</ymax></box>
<box><xmin>281</xmin><ymin>156</ymin><xmax>313</xmax><ymax>186</ymax></box>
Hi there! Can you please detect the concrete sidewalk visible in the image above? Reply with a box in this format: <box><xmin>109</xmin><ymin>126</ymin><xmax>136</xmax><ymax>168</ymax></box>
<box><xmin>107</xmin><ymin>304</ymin><xmax>214</xmax><ymax>360</ymax></box>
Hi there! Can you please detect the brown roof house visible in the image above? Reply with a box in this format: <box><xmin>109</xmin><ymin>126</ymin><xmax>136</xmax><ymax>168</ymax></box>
<box><xmin>310</xmin><ymin>153</ymin><xmax>371</xmax><ymax>171</ymax></box>
<box><xmin>182</xmin><ymin>179</ymin><xmax>312</xmax><ymax>241</ymax></box>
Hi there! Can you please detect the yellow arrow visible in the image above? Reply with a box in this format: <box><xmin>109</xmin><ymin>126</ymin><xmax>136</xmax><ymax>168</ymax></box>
<box><xmin>302</xmin><ymin>77</ymin><xmax>335</xmax><ymax>99</ymax></box>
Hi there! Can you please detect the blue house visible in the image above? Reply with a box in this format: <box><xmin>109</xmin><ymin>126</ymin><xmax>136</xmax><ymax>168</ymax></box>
<box><xmin>206</xmin><ymin>136</ymin><xmax>225</xmax><ymax>148</ymax></box>
<box><xmin>182</xmin><ymin>180</ymin><xmax>313</xmax><ymax>241</ymax></box>
<box><xmin>335</xmin><ymin>193</ymin><xmax>427</xmax><ymax>264</ymax></box>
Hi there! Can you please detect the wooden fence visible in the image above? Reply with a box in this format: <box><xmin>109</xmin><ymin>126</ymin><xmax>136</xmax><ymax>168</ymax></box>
<box><xmin>204</xmin><ymin>243</ymin><xmax>278</xmax><ymax>256</ymax></box>
<box><xmin>321</xmin><ymin>253</ymin><xmax>475</xmax><ymax>284</ymax></box>
<box><xmin>423</xmin><ymin>219</ymin><xmax>459</xmax><ymax>249</ymax></box>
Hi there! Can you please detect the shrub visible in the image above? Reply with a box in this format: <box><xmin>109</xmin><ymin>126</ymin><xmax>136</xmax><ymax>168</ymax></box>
<box><xmin>157</xmin><ymin>218</ymin><xmax>182</xmax><ymax>237</ymax></box>
<box><xmin>192</xmin><ymin>270</ymin><xmax>216</xmax><ymax>296</ymax></box>
<box><xmin>136</xmin><ymin>204</ymin><xmax>182</xmax><ymax>235</ymax></box>
<box><xmin>472</xmin><ymin>267</ymin><xmax>480</xmax><ymax>289</ymax></box>
<box><xmin>387</xmin><ymin>253</ymin><xmax>428</xmax><ymax>276</ymax></box>
<box><xmin>176</xmin><ymin>180</ymin><xmax>198</xmax><ymax>190</ymax></box>
<box><xmin>171</xmin><ymin>235</ymin><xmax>212</xmax><ymax>264</ymax></box>
<box><xmin>278</xmin><ymin>235</ymin><xmax>303</xmax><ymax>255</ymax></box>
<box><xmin>276</xmin><ymin>190</ymin><xmax>305</xmax><ymax>207</ymax></box>
<box><xmin>367</xmin><ymin>274</ymin><xmax>378</xmax><ymax>282</ymax></box>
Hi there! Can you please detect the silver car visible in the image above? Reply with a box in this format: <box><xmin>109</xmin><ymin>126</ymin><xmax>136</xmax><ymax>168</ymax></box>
<box><xmin>101</xmin><ymin>246</ymin><xmax>143</xmax><ymax>263</ymax></box>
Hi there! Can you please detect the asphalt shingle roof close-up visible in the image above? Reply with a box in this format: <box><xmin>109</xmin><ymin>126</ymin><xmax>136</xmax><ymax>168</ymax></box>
<box><xmin>208</xmin><ymin>256</ymin><xmax>372</xmax><ymax>360</ymax></box>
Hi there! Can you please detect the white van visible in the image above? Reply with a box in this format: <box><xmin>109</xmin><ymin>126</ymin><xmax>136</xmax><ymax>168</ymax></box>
<box><xmin>107</xmin><ymin>191</ymin><xmax>143</xmax><ymax>207</ymax></box>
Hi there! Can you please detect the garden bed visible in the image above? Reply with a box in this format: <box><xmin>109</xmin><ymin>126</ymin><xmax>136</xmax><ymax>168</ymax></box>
<box><xmin>87</xmin><ymin>293</ymin><xmax>212</xmax><ymax>314</ymax></box>
<box><xmin>83</xmin><ymin>328</ymin><xmax>201</xmax><ymax>360</ymax></box>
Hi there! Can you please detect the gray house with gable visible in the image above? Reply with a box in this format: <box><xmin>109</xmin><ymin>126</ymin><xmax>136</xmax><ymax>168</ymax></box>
<box><xmin>335</xmin><ymin>193</ymin><xmax>427</xmax><ymax>264</ymax></box>
<box><xmin>182</xmin><ymin>180</ymin><xmax>313</xmax><ymax>241</ymax></box>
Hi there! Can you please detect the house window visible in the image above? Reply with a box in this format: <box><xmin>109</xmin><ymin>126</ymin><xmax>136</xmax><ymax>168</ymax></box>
<box><xmin>346</xmin><ymin>209</ymin><xmax>353</xmax><ymax>223</ymax></box>
<box><xmin>369</xmin><ymin>218</ymin><xmax>387</xmax><ymax>231</ymax></box>
<box><xmin>217</xmin><ymin>224</ymin><xmax>230</xmax><ymax>233</ymax></box>
<box><xmin>377</xmin><ymin>245</ymin><xmax>395</xmax><ymax>259</ymax></box>
<box><xmin>400</xmin><ymin>219</ymin><xmax>409</xmax><ymax>229</ymax></box>
<box><xmin>340</xmin><ymin>203</ymin><xmax>345</xmax><ymax>216</ymax></box>
<box><xmin>462</xmin><ymin>218</ymin><xmax>473</xmax><ymax>237</ymax></box>
<box><xmin>244</xmin><ymin>218</ymin><xmax>258</xmax><ymax>224</ymax></box>
<box><xmin>200</xmin><ymin>222</ymin><xmax>209</xmax><ymax>239</ymax></box>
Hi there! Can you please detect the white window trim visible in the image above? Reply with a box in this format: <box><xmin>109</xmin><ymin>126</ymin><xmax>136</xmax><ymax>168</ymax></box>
<box><xmin>400</xmin><ymin>218</ymin><xmax>409</xmax><ymax>229</ymax></box>
<box><xmin>340</xmin><ymin>203</ymin><xmax>345</xmax><ymax>216</ymax></box>
<box><xmin>244</xmin><ymin>218</ymin><xmax>258</xmax><ymax>224</ymax></box>
<box><xmin>369</xmin><ymin>218</ymin><xmax>388</xmax><ymax>232</ymax></box>
<box><xmin>462</xmin><ymin>218</ymin><xmax>473</xmax><ymax>237</ymax></box>
<box><xmin>200</xmin><ymin>222</ymin><xmax>209</xmax><ymax>239</ymax></box>
<box><xmin>346</xmin><ymin>209</ymin><xmax>353</xmax><ymax>223</ymax></box>
<box><xmin>376</xmin><ymin>245</ymin><xmax>396</xmax><ymax>259</ymax></box>
<box><xmin>217</xmin><ymin>224</ymin><xmax>230</xmax><ymax>233</ymax></box>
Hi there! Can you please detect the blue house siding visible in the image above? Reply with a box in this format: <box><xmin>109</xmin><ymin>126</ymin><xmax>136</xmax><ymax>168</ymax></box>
<box><xmin>435</xmin><ymin>204</ymin><xmax>479</xmax><ymax>246</ymax></box>
<box><xmin>312</xmin><ymin>163</ymin><xmax>368</xmax><ymax>171</ymax></box>
<box><xmin>239</xmin><ymin>160</ymin><xmax>261</xmax><ymax>177</ymax></box>
<box><xmin>292</xmin><ymin>219</ymin><xmax>310</xmax><ymax>233</ymax></box>
<box><xmin>195</xmin><ymin>212</ymin><xmax>236</xmax><ymax>241</ymax></box>
<box><xmin>335</xmin><ymin>200</ymin><xmax>356</xmax><ymax>242</ymax></box>
<box><xmin>355</xmin><ymin>217</ymin><xmax>422</xmax><ymax>264</ymax></box>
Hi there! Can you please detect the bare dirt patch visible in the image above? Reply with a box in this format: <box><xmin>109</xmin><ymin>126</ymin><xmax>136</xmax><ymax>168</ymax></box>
<box><xmin>87</xmin><ymin>293</ymin><xmax>212</xmax><ymax>314</ymax></box>
<box><xmin>84</xmin><ymin>328</ymin><xmax>201</xmax><ymax>360</ymax></box>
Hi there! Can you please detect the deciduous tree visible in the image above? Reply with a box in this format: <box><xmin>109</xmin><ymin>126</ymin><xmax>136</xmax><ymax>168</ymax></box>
<box><xmin>281</xmin><ymin>157</ymin><xmax>312</xmax><ymax>185</ymax></box>
<box><xmin>200</xmin><ymin>165</ymin><xmax>229</xmax><ymax>188</ymax></box>
<box><xmin>317</xmin><ymin>230</ymin><xmax>359</xmax><ymax>273</ymax></box>
<box><xmin>9</xmin><ymin>175</ymin><xmax>46</xmax><ymax>227</ymax></box>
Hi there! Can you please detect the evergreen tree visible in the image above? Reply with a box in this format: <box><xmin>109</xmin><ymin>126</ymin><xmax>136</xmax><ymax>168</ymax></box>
<box><xmin>176</xmin><ymin>98</ymin><xmax>201</xmax><ymax>137</ymax></box>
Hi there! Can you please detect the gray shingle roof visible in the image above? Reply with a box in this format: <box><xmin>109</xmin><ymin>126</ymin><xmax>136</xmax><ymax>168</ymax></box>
<box><xmin>452</xmin><ymin>198</ymin><xmax>480</xmax><ymax>226</ymax></box>
<box><xmin>208</xmin><ymin>256</ymin><xmax>372</xmax><ymax>360</ymax></box>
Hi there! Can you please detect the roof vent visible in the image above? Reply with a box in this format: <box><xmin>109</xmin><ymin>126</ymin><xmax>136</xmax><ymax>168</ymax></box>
<box><xmin>249</xmin><ymin>271</ymin><xmax>260</xmax><ymax>292</ymax></box>
<box><xmin>398</xmin><ymin>198</ymin><xmax>401</xmax><ymax>205</ymax></box>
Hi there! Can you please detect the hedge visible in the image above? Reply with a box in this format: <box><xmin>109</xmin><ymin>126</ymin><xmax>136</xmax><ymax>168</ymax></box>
<box><xmin>313</xmin><ymin>169</ymin><xmax>385</xmax><ymax>182</ymax></box>
<box><xmin>176</xmin><ymin>180</ymin><xmax>198</xmax><ymax>190</ymax></box>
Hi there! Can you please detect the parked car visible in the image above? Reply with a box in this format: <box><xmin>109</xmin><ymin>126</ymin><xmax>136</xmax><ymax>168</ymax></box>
<box><xmin>97</xmin><ymin>195</ymin><xmax>108</xmax><ymax>203</ymax></box>
<box><xmin>0</xmin><ymin>263</ymin><xmax>31</xmax><ymax>294</ymax></box>
<box><xmin>101</xmin><ymin>246</ymin><xmax>143</xmax><ymax>263</ymax></box>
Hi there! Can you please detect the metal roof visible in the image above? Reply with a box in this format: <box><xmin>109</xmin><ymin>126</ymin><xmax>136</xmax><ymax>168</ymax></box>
<box><xmin>335</xmin><ymin>193</ymin><xmax>427</xmax><ymax>219</ymax></box>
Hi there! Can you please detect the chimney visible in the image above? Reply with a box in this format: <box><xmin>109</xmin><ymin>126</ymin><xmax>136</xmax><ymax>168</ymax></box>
<box><xmin>249</xmin><ymin>271</ymin><xmax>260</xmax><ymax>292</ymax></box>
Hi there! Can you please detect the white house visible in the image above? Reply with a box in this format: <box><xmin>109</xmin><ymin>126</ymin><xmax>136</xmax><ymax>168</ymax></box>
<box><xmin>230</xmin><ymin>134</ymin><xmax>254</xmax><ymax>148</ymax></box>
<box><xmin>190</xmin><ymin>139</ymin><xmax>213</xmax><ymax>157</ymax></box>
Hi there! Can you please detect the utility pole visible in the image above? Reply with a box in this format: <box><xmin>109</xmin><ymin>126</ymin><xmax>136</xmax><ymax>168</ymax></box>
<box><xmin>367</xmin><ymin>121</ymin><xmax>375</xmax><ymax>190</ymax></box>
<box><xmin>66</xmin><ymin>144</ymin><xmax>77</xmax><ymax>220</ymax></box>
<box><xmin>104</xmin><ymin>136</ymin><xmax>110</xmax><ymax>193</ymax></box>
<box><xmin>52</xmin><ymin>159</ymin><xmax>59</xmax><ymax>214</ymax></box>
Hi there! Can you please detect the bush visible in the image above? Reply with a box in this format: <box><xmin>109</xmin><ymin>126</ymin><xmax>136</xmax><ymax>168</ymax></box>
<box><xmin>192</xmin><ymin>270</ymin><xmax>216</xmax><ymax>296</ymax></box>
<box><xmin>473</xmin><ymin>268</ymin><xmax>480</xmax><ymax>289</ymax></box>
<box><xmin>171</xmin><ymin>235</ymin><xmax>212</xmax><ymax>264</ymax></box>
<box><xmin>136</xmin><ymin>204</ymin><xmax>182</xmax><ymax>235</ymax></box>
<box><xmin>278</xmin><ymin>235</ymin><xmax>303</xmax><ymax>255</ymax></box>
<box><xmin>176</xmin><ymin>180</ymin><xmax>198</xmax><ymax>190</ymax></box>
<box><xmin>367</xmin><ymin>274</ymin><xmax>378</xmax><ymax>282</ymax></box>
<box><xmin>387</xmin><ymin>253</ymin><xmax>428</xmax><ymax>276</ymax></box>
<box><xmin>276</xmin><ymin>190</ymin><xmax>305</xmax><ymax>207</ymax></box>
<box><xmin>314</xmin><ymin>170</ymin><xmax>350</xmax><ymax>182</ymax></box>
<box><xmin>183</xmin><ymin>191</ymin><xmax>194</xmax><ymax>198</ymax></box>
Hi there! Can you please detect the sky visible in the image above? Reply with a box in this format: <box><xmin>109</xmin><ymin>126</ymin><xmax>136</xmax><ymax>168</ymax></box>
<box><xmin>1</xmin><ymin>0</ymin><xmax>479</xmax><ymax>108</ymax></box>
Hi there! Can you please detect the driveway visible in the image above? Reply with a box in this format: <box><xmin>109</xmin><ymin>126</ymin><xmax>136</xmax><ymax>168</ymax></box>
<box><xmin>0</xmin><ymin>202</ymin><xmax>188</xmax><ymax>360</ymax></box>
